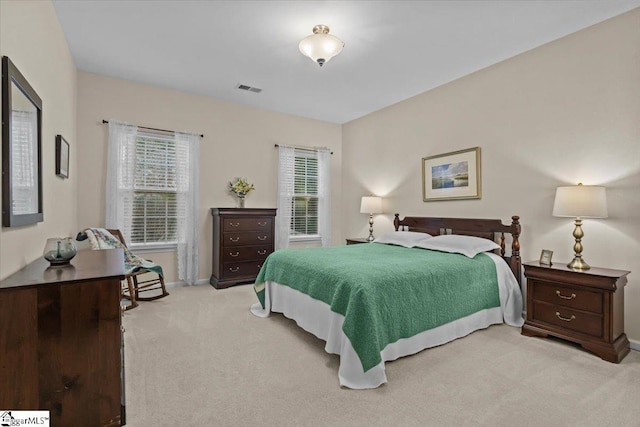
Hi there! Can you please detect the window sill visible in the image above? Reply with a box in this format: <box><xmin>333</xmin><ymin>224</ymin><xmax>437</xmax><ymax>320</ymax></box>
<box><xmin>130</xmin><ymin>243</ymin><xmax>177</xmax><ymax>254</ymax></box>
<box><xmin>289</xmin><ymin>235</ymin><xmax>321</xmax><ymax>243</ymax></box>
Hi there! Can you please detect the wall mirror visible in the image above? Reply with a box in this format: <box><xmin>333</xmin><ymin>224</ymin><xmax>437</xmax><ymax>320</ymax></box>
<box><xmin>2</xmin><ymin>56</ymin><xmax>43</xmax><ymax>227</ymax></box>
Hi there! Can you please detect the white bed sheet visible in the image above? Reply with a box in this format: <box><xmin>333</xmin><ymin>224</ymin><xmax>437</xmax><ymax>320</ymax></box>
<box><xmin>250</xmin><ymin>252</ymin><xmax>524</xmax><ymax>389</ymax></box>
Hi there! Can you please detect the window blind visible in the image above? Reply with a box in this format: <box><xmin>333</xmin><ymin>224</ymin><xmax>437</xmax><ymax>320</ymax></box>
<box><xmin>291</xmin><ymin>152</ymin><xmax>319</xmax><ymax>237</ymax></box>
<box><xmin>131</xmin><ymin>132</ymin><xmax>179</xmax><ymax>245</ymax></box>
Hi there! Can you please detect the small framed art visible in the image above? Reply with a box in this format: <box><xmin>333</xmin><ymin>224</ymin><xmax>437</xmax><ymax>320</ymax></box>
<box><xmin>422</xmin><ymin>147</ymin><xmax>481</xmax><ymax>202</ymax></box>
<box><xmin>55</xmin><ymin>134</ymin><xmax>69</xmax><ymax>178</ymax></box>
<box><xmin>539</xmin><ymin>249</ymin><xmax>553</xmax><ymax>266</ymax></box>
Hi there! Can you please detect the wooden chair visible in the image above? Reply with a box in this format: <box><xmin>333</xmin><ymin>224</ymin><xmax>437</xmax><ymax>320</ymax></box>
<box><xmin>107</xmin><ymin>229</ymin><xmax>169</xmax><ymax>310</ymax></box>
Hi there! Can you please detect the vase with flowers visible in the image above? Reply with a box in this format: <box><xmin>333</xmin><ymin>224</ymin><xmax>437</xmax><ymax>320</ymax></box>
<box><xmin>228</xmin><ymin>177</ymin><xmax>255</xmax><ymax>208</ymax></box>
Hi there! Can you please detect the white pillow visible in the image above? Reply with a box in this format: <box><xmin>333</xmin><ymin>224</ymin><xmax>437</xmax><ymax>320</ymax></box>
<box><xmin>373</xmin><ymin>231</ymin><xmax>432</xmax><ymax>248</ymax></box>
<box><xmin>414</xmin><ymin>234</ymin><xmax>500</xmax><ymax>258</ymax></box>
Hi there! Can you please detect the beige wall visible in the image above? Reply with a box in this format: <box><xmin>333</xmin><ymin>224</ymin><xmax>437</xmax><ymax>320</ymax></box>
<box><xmin>76</xmin><ymin>73</ymin><xmax>342</xmax><ymax>283</ymax></box>
<box><xmin>342</xmin><ymin>9</ymin><xmax>640</xmax><ymax>342</ymax></box>
<box><xmin>0</xmin><ymin>0</ymin><xmax>78</xmax><ymax>279</ymax></box>
<box><xmin>2</xmin><ymin>0</ymin><xmax>637</xmax><ymax>344</ymax></box>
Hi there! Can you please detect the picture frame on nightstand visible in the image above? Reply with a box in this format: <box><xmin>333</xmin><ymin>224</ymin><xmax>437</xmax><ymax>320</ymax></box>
<box><xmin>539</xmin><ymin>249</ymin><xmax>553</xmax><ymax>266</ymax></box>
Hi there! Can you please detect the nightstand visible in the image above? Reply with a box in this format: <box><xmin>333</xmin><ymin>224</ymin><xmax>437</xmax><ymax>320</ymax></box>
<box><xmin>522</xmin><ymin>261</ymin><xmax>630</xmax><ymax>363</ymax></box>
<box><xmin>346</xmin><ymin>238</ymin><xmax>371</xmax><ymax>245</ymax></box>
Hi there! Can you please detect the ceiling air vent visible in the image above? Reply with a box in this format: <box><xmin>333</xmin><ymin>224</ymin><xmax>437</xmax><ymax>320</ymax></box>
<box><xmin>236</xmin><ymin>84</ymin><xmax>262</xmax><ymax>93</ymax></box>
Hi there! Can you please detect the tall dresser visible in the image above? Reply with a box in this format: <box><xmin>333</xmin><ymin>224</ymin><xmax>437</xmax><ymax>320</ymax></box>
<box><xmin>210</xmin><ymin>208</ymin><xmax>277</xmax><ymax>289</ymax></box>
<box><xmin>0</xmin><ymin>249</ymin><xmax>126</xmax><ymax>426</ymax></box>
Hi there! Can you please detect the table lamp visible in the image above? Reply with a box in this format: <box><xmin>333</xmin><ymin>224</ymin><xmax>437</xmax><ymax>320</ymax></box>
<box><xmin>552</xmin><ymin>183</ymin><xmax>607</xmax><ymax>270</ymax></box>
<box><xmin>360</xmin><ymin>196</ymin><xmax>383</xmax><ymax>242</ymax></box>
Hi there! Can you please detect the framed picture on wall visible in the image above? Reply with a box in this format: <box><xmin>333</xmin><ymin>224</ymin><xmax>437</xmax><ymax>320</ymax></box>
<box><xmin>422</xmin><ymin>147</ymin><xmax>481</xmax><ymax>201</ymax></box>
<box><xmin>55</xmin><ymin>134</ymin><xmax>69</xmax><ymax>178</ymax></box>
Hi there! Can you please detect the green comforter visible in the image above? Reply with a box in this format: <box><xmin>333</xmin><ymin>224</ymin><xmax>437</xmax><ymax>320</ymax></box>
<box><xmin>254</xmin><ymin>243</ymin><xmax>500</xmax><ymax>372</ymax></box>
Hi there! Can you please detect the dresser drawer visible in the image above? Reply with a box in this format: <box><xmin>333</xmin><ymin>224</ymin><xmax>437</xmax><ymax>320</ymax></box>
<box><xmin>222</xmin><ymin>245</ymin><xmax>272</xmax><ymax>262</ymax></box>
<box><xmin>533</xmin><ymin>281</ymin><xmax>603</xmax><ymax>314</ymax></box>
<box><xmin>223</xmin><ymin>231</ymin><xmax>272</xmax><ymax>247</ymax></box>
<box><xmin>223</xmin><ymin>218</ymin><xmax>273</xmax><ymax>232</ymax></box>
<box><xmin>533</xmin><ymin>301</ymin><xmax>603</xmax><ymax>338</ymax></box>
<box><xmin>222</xmin><ymin>261</ymin><xmax>265</xmax><ymax>278</ymax></box>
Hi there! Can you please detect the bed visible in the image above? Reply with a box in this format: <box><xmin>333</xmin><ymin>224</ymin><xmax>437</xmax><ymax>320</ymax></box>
<box><xmin>250</xmin><ymin>215</ymin><xmax>524</xmax><ymax>389</ymax></box>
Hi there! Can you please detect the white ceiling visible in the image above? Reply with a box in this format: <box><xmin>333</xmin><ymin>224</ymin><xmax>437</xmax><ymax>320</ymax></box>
<box><xmin>53</xmin><ymin>1</ymin><xmax>640</xmax><ymax>124</ymax></box>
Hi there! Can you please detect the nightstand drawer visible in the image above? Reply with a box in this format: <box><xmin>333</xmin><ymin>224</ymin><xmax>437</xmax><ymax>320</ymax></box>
<box><xmin>533</xmin><ymin>282</ymin><xmax>603</xmax><ymax>314</ymax></box>
<box><xmin>533</xmin><ymin>301</ymin><xmax>603</xmax><ymax>338</ymax></box>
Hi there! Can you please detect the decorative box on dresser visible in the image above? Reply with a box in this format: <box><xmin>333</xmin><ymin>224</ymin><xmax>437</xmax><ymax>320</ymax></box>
<box><xmin>0</xmin><ymin>249</ymin><xmax>126</xmax><ymax>426</ymax></box>
<box><xmin>522</xmin><ymin>261</ymin><xmax>630</xmax><ymax>363</ymax></box>
<box><xmin>210</xmin><ymin>208</ymin><xmax>277</xmax><ymax>289</ymax></box>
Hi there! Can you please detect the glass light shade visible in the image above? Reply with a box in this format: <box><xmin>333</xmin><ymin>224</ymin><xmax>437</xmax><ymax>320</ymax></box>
<box><xmin>299</xmin><ymin>25</ymin><xmax>344</xmax><ymax>67</ymax></box>
<box><xmin>43</xmin><ymin>237</ymin><xmax>77</xmax><ymax>266</ymax></box>
<box><xmin>552</xmin><ymin>184</ymin><xmax>608</xmax><ymax>218</ymax></box>
<box><xmin>360</xmin><ymin>196</ymin><xmax>383</xmax><ymax>214</ymax></box>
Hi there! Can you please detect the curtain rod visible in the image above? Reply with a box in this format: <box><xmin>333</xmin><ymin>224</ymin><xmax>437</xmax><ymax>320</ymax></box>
<box><xmin>274</xmin><ymin>143</ymin><xmax>333</xmax><ymax>155</ymax></box>
<box><xmin>102</xmin><ymin>120</ymin><xmax>204</xmax><ymax>138</ymax></box>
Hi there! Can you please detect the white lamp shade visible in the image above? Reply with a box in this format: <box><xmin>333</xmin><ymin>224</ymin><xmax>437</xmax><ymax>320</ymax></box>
<box><xmin>360</xmin><ymin>196</ymin><xmax>383</xmax><ymax>214</ymax></box>
<box><xmin>552</xmin><ymin>185</ymin><xmax>608</xmax><ymax>218</ymax></box>
<box><xmin>299</xmin><ymin>25</ymin><xmax>344</xmax><ymax>66</ymax></box>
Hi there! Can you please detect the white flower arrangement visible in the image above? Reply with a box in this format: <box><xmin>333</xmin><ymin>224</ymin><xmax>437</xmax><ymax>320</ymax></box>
<box><xmin>228</xmin><ymin>177</ymin><xmax>255</xmax><ymax>197</ymax></box>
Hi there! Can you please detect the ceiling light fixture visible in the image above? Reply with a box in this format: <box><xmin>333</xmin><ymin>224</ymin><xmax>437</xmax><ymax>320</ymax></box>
<box><xmin>298</xmin><ymin>25</ymin><xmax>344</xmax><ymax>67</ymax></box>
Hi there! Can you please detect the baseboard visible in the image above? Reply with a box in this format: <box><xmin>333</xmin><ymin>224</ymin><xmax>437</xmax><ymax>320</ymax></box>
<box><xmin>630</xmin><ymin>339</ymin><xmax>640</xmax><ymax>352</ymax></box>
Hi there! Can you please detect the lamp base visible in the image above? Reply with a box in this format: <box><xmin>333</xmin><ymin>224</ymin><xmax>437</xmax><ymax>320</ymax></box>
<box><xmin>567</xmin><ymin>218</ymin><xmax>590</xmax><ymax>270</ymax></box>
<box><xmin>568</xmin><ymin>256</ymin><xmax>590</xmax><ymax>270</ymax></box>
<box><xmin>367</xmin><ymin>214</ymin><xmax>375</xmax><ymax>242</ymax></box>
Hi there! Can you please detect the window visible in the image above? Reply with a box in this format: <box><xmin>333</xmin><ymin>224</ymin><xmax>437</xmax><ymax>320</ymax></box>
<box><xmin>131</xmin><ymin>131</ymin><xmax>179</xmax><ymax>247</ymax></box>
<box><xmin>107</xmin><ymin>121</ymin><xmax>200</xmax><ymax>284</ymax></box>
<box><xmin>276</xmin><ymin>145</ymin><xmax>330</xmax><ymax>249</ymax></box>
<box><xmin>291</xmin><ymin>152</ymin><xmax>318</xmax><ymax>238</ymax></box>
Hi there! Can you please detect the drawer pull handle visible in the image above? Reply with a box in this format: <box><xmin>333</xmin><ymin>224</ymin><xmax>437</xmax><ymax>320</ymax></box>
<box><xmin>257</xmin><ymin>264</ymin><xmax>262</xmax><ymax>269</ymax></box>
<box><xmin>229</xmin><ymin>222</ymin><xmax>240</xmax><ymax>227</ymax></box>
<box><xmin>229</xmin><ymin>252</ymin><xmax>240</xmax><ymax>257</ymax></box>
<box><xmin>229</xmin><ymin>267</ymin><xmax>240</xmax><ymax>272</ymax></box>
<box><xmin>556</xmin><ymin>291</ymin><xmax>576</xmax><ymax>300</ymax></box>
<box><xmin>257</xmin><ymin>235</ymin><xmax>267</xmax><ymax>241</ymax></box>
<box><xmin>257</xmin><ymin>250</ymin><xmax>267</xmax><ymax>255</ymax></box>
<box><xmin>555</xmin><ymin>312</ymin><xmax>576</xmax><ymax>322</ymax></box>
<box><xmin>258</xmin><ymin>222</ymin><xmax>267</xmax><ymax>226</ymax></box>
<box><xmin>229</xmin><ymin>237</ymin><xmax>240</xmax><ymax>242</ymax></box>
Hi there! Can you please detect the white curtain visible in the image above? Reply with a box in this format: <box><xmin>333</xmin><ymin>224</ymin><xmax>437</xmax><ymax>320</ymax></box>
<box><xmin>175</xmin><ymin>132</ymin><xmax>200</xmax><ymax>285</ymax></box>
<box><xmin>317</xmin><ymin>148</ymin><xmax>331</xmax><ymax>247</ymax></box>
<box><xmin>276</xmin><ymin>146</ymin><xmax>295</xmax><ymax>250</ymax></box>
<box><xmin>106</xmin><ymin>121</ymin><xmax>137</xmax><ymax>241</ymax></box>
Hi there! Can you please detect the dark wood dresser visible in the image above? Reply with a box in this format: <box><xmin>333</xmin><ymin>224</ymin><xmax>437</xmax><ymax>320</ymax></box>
<box><xmin>522</xmin><ymin>261</ymin><xmax>630</xmax><ymax>363</ymax></box>
<box><xmin>210</xmin><ymin>208</ymin><xmax>277</xmax><ymax>289</ymax></box>
<box><xmin>0</xmin><ymin>249</ymin><xmax>126</xmax><ymax>426</ymax></box>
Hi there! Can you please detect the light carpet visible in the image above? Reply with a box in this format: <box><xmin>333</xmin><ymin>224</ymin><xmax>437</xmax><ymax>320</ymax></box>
<box><xmin>123</xmin><ymin>284</ymin><xmax>640</xmax><ymax>426</ymax></box>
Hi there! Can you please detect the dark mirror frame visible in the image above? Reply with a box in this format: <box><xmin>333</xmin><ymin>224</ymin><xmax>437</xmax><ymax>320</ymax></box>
<box><xmin>2</xmin><ymin>56</ymin><xmax>43</xmax><ymax>227</ymax></box>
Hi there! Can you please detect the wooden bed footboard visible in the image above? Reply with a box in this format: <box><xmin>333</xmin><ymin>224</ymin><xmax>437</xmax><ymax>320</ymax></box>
<box><xmin>394</xmin><ymin>214</ymin><xmax>522</xmax><ymax>284</ymax></box>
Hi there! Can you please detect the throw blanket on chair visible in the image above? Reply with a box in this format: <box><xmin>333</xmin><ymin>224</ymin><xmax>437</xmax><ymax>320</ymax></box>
<box><xmin>84</xmin><ymin>228</ymin><xmax>164</xmax><ymax>277</ymax></box>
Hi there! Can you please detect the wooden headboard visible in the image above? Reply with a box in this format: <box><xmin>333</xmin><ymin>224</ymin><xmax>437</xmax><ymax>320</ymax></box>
<box><xmin>394</xmin><ymin>214</ymin><xmax>522</xmax><ymax>284</ymax></box>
